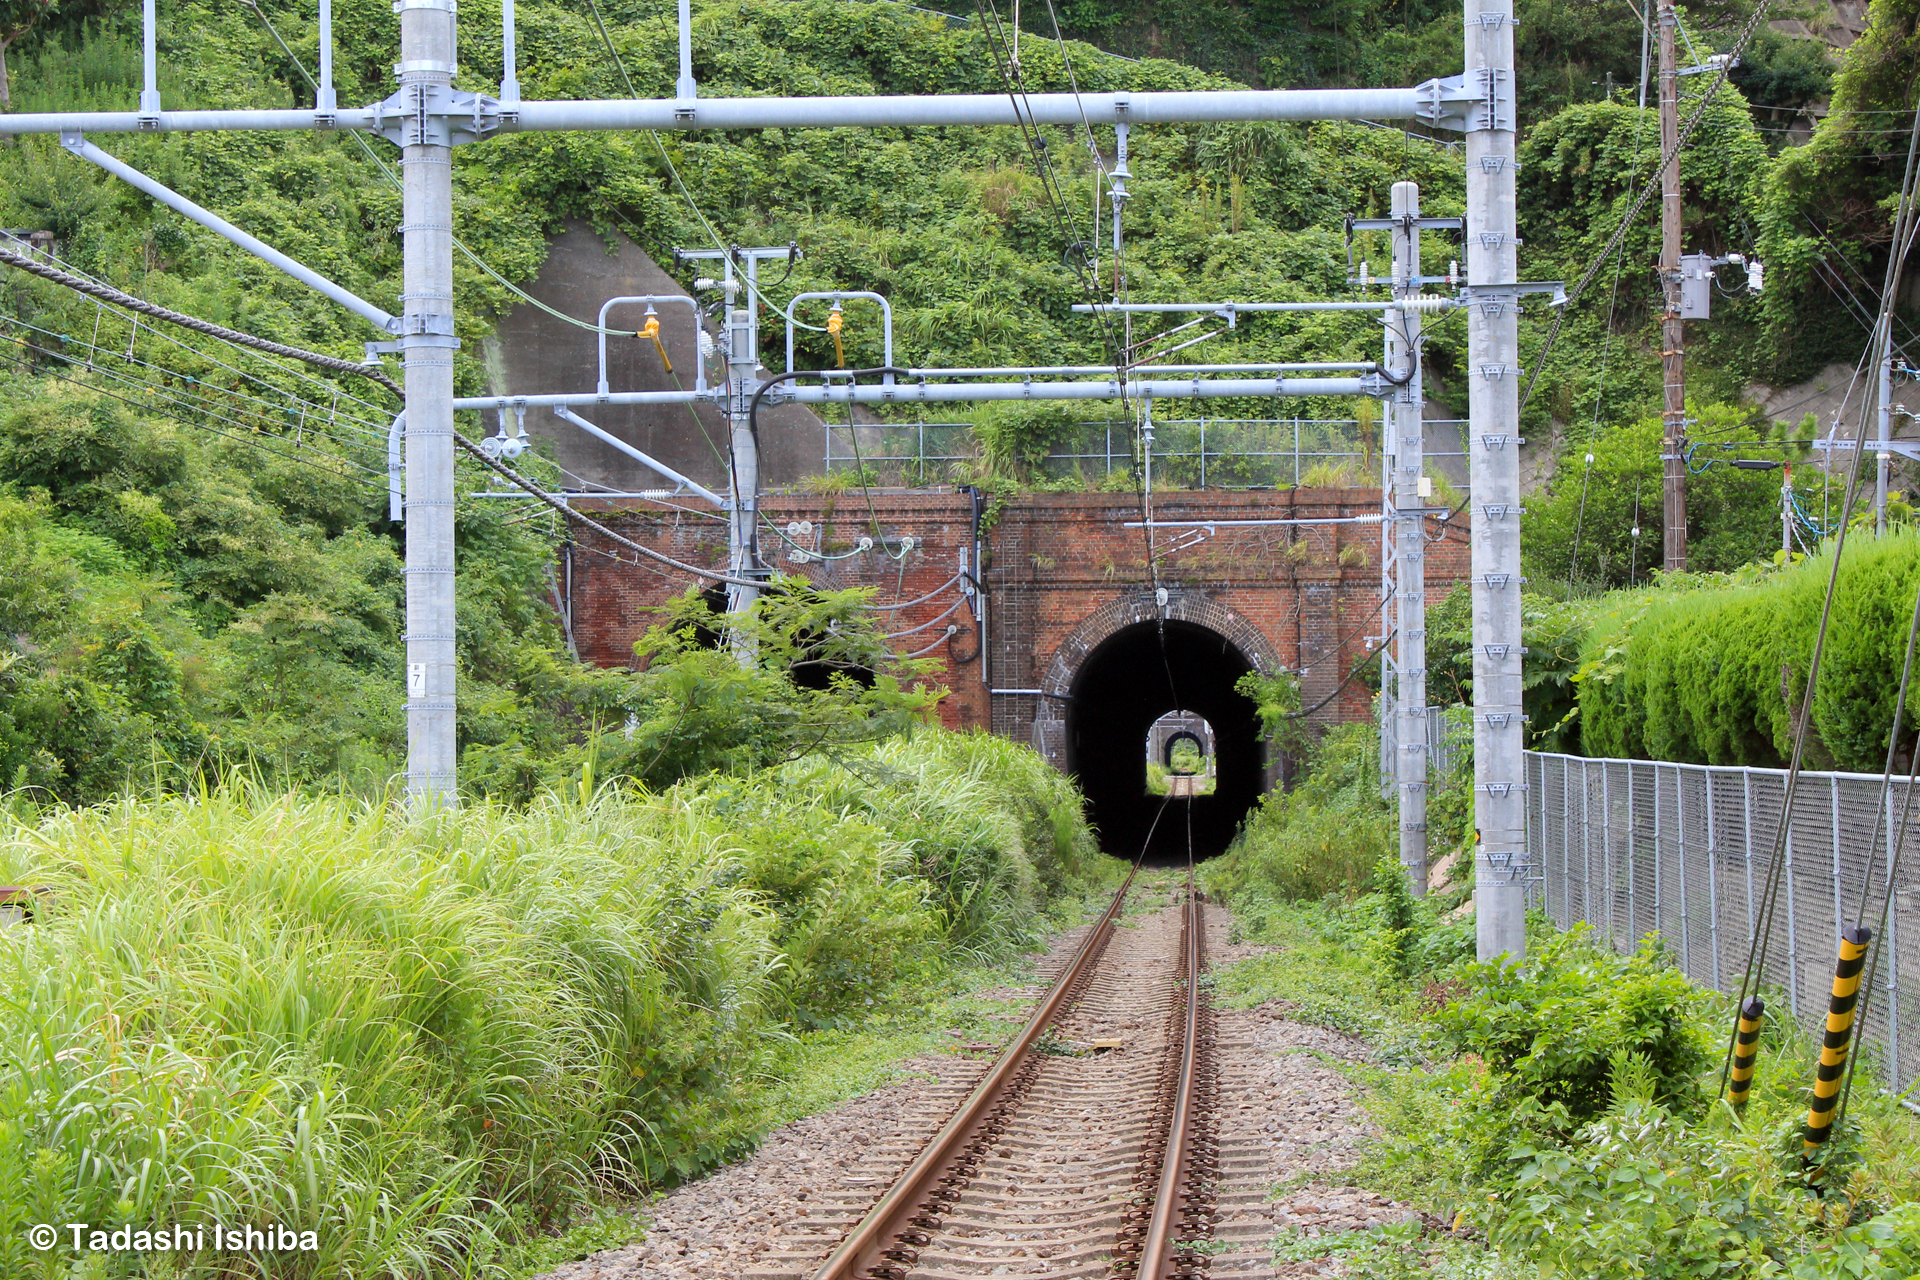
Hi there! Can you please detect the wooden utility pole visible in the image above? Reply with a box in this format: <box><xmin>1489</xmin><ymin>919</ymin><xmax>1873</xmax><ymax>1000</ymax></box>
<box><xmin>1658</xmin><ymin>0</ymin><xmax>1688</xmax><ymax>571</ymax></box>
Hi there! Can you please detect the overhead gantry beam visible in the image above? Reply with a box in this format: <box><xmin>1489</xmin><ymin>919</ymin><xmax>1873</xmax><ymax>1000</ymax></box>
<box><xmin>0</xmin><ymin>83</ymin><xmax>1478</xmax><ymax>138</ymax></box>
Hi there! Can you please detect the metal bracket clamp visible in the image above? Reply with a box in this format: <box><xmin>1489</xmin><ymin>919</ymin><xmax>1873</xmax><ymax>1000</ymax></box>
<box><xmin>370</xmin><ymin>84</ymin><xmax>504</xmax><ymax>147</ymax></box>
<box><xmin>1348</xmin><ymin>215</ymin><xmax>1465</xmax><ymax>234</ymax></box>
<box><xmin>1356</xmin><ymin>371</ymin><xmax>1392</xmax><ymax>399</ymax></box>
<box><xmin>1411</xmin><ymin>72</ymin><xmax>1510</xmax><ymax>133</ymax></box>
<box><xmin>1458</xmin><ymin>281</ymin><xmax>1568</xmax><ymax>314</ymax></box>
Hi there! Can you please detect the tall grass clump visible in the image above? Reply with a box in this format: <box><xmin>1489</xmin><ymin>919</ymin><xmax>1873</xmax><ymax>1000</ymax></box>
<box><xmin>1205</xmin><ymin>721</ymin><xmax>1395</xmax><ymax>904</ymax></box>
<box><xmin>0</xmin><ymin>728</ymin><xmax>1110</xmax><ymax>1279</ymax></box>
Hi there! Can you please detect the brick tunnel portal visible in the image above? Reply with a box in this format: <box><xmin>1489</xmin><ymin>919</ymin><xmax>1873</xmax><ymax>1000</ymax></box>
<box><xmin>1065</xmin><ymin>620</ymin><xmax>1263</xmax><ymax>864</ymax></box>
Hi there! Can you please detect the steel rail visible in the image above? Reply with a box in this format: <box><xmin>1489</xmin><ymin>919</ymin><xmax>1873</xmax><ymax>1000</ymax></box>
<box><xmin>1137</xmin><ymin>873</ymin><xmax>1206</xmax><ymax>1279</ymax></box>
<box><xmin>808</xmin><ymin>868</ymin><xmax>1138</xmax><ymax>1280</ymax></box>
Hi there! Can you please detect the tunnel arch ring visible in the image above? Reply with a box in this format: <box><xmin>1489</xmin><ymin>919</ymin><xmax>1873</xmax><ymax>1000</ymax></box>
<box><xmin>1031</xmin><ymin>589</ymin><xmax>1284</xmax><ymax>770</ymax></box>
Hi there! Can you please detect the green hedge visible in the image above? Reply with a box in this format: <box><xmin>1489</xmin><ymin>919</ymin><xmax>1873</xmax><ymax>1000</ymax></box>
<box><xmin>1576</xmin><ymin>532</ymin><xmax>1920</xmax><ymax>770</ymax></box>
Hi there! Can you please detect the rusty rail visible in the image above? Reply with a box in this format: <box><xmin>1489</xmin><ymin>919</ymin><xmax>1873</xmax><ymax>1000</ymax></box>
<box><xmin>808</xmin><ymin>868</ymin><xmax>1137</xmax><ymax>1280</ymax></box>
<box><xmin>1117</xmin><ymin>870</ymin><xmax>1216</xmax><ymax>1280</ymax></box>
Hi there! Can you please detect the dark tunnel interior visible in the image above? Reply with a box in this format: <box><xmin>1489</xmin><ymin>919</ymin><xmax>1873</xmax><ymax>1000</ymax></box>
<box><xmin>1065</xmin><ymin>621</ymin><xmax>1264</xmax><ymax>863</ymax></box>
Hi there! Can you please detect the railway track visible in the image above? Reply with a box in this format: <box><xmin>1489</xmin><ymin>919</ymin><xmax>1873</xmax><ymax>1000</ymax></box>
<box><xmin>745</xmin><ymin>864</ymin><xmax>1258</xmax><ymax>1280</ymax></box>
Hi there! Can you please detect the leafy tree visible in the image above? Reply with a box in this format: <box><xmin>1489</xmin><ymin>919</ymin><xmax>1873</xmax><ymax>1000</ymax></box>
<box><xmin>1523</xmin><ymin>403</ymin><xmax>1830</xmax><ymax>591</ymax></box>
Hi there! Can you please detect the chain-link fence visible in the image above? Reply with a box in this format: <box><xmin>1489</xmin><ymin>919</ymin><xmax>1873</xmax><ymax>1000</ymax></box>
<box><xmin>824</xmin><ymin>418</ymin><xmax>1467</xmax><ymax>489</ymax></box>
<box><xmin>1526</xmin><ymin>751</ymin><xmax>1920</xmax><ymax>1108</ymax></box>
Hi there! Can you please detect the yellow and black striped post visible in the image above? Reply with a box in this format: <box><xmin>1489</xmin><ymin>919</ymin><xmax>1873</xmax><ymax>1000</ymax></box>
<box><xmin>1804</xmin><ymin>926</ymin><xmax>1873</xmax><ymax>1152</ymax></box>
<box><xmin>1728</xmin><ymin>996</ymin><xmax>1764</xmax><ymax>1107</ymax></box>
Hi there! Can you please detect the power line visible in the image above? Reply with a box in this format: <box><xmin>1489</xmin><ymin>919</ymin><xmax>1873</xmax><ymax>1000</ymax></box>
<box><xmin>0</xmin><ymin>240</ymin><xmax>397</xmax><ymax>421</ymax></box>
<box><xmin>0</xmin><ymin>344</ymin><xmax>386</xmax><ymax>492</ymax></box>
<box><xmin>1518</xmin><ymin>0</ymin><xmax>1781</xmax><ymax>413</ymax></box>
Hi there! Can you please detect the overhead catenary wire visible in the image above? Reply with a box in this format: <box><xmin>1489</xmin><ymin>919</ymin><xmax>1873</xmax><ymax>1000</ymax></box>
<box><xmin>0</xmin><ymin>241</ymin><xmax>401</xmax><ymax>412</ymax></box>
<box><xmin>0</xmin><ymin>308</ymin><xmax>387</xmax><ymax>454</ymax></box>
<box><xmin>0</xmin><ymin>343</ymin><xmax>388</xmax><ymax>492</ymax></box>
<box><xmin>0</xmin><ymin>232</ymin><xmax>397</xmax><ymax>420</ymax></box>
<box><xmin>1827</xmin><ymin>84</ymin><xmax>1920</xmax><ymax>1131</ymax></box>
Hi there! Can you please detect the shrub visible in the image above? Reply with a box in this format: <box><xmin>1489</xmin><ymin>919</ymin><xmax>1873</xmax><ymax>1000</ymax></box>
<box><xmin>1573</xmin><ymin>534</ymin><xmax>1920</xmax><ymax>769</ymax></box>
<box><xmin>1206</xmin><ymin>721</ymin><xmax>1393</xmax><ymax>904</ymax></box>
<box><xmin>1433</xmin><ymin>928</ymin><xmax>1716</xmax><ymax>1122</ymax></box>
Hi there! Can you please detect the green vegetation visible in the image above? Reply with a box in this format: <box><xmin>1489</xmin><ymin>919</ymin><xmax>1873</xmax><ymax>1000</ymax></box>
<box><xmin>1566</xmin><ymin>531</ymin><xmax>1920</xmax><ymax>769</ymax></box>
<box><xmin>0</xmin><ymin>0</ymin><xmax>1907</xmax><ymax>803</ymax></box>
<box><xmin>0</xmin><ymin>729</ymin><xmax>1117</xmax><ymax>1279</ymax></box>
<box><xmin>1207</xmin><ymin>766</ymin><xmax>1920</xmax><ymax>1277</ymax></box>
<box><xmin>1524</xmin><ymin>404</ymin><xmax>1839</xmax><ymax>593</ymax></box>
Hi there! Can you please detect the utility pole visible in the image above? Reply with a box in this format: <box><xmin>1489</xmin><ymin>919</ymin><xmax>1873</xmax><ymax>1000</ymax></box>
<box><xmin>727</xmin><ymin>303</ymin><xmax>761</xmax><ymax>657</ymax></box>
<box><xmin>1657</xmin><ymin>0</ymin><xmax>1689</xmax><ymax>571</ymax></box>
<box><xmin>0</xmin><ymin>0</ymin><xmax>1521</xmax><ymax>803</ymax></box>
<box><xmin>1466</xmin><ymin>0</ymin><xmax>1528</xmax><ymax>961</ymax></box>
<box><xmin>1389</xmin><ymin>181</ymin><xmax>1429</xmax><ymax>897</ymax></box>
<box><xmin>1876</xmin><ymin>318</ymin><xmax>1893</xmax><ymax>533</ymax></box>
<box><xmin>401</xmin><ymin>0</ymin><xmax>459</xmax><ymax>807</ymax></box>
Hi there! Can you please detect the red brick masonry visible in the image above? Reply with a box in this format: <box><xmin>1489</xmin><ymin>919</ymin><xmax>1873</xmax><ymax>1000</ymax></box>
<box><xmin>561</xmin><ymin>487</ymin><xmax>1470</xmax><ymax>763</ymax></box>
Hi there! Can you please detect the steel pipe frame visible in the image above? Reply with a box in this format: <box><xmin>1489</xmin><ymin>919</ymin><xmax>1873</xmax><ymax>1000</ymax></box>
<box><xmin>551</xmin><ymin>406</ymin><xmax>727</xmax><ymax>507</ymax></box>
<box><xmin>61</xmin><ymin>134</ymin><xmax>398</xmax><ymax>333</ymax></box>
<box><xmin>1124</xmin><ymin>516</ymin><xmax>1385</xmax><ymax>528</ymax></box>
<box><xmin>1074</xmin><ymin>300</ymin><xmax>1458</xmax><ymax>314</ymax></box>
<box><xmin>453</xmin><ymin>376</ymin><xmax>1377</xmax><ymax>411</ymax></box>
<box><xmin>596</xmin><ymin>294</ymin><xmax>705</xmax><ymax>394</ymax></box>
<box><xmin>783</xmin><ymin>291</ymin><xmax>893</xmax><ymax>374</ymax></box>
<box><xmin>0</xmin><ymin>87</ymin><xmax>1437</xmax><ymax>137</ymax></box>
<box><xmin>890</xmin><ymin>361</ymin><xmax>1378</xmax><ymax>377</ymax></box>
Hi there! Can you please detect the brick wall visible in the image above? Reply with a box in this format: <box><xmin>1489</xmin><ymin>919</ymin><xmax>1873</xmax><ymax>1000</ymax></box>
<box><xmin>560</xmin><ymin>487</ymin><xmax>1472</xmax><ymax>759</ymax></box>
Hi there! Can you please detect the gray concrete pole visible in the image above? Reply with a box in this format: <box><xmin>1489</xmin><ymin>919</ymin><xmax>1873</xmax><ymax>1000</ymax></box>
<box><xmin>726</xmin><ymin>306</ymin><xmax>761</xmax><ymax>661</ymax></box>
<box><xmin>1390</xmin><ymin>180</ymin><xmax>1428</xmax><ymax>897</ymax></box>
<box><xmin>400</xmin><ymin>0</ymin><xmax>459</xmax><ymax>805</ymax></box>
<box><xmin>1465</xmin><ymin>0</ymin><xmax>1527</xmax><ymax>960</ymax></box>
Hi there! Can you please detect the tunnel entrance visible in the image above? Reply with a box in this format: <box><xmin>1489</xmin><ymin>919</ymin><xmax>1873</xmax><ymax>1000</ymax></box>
<box><xmin>1065</xmin><ymin>620</ymin><xmax>1264</xmax><ymax>862</ymax></box>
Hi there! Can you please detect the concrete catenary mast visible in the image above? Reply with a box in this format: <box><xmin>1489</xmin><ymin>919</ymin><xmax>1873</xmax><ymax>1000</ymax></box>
<box><xmin>1465</xmin><ymin>0</ymin><xmax>1529</xmax><ymax>960</ymax></box>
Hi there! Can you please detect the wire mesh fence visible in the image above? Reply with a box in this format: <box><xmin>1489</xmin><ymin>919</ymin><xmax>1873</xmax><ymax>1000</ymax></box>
<box><xmin>823</xmin><ymin>418</ymin><xmax>1467</xmax><ymax>488</ymax></box>
<box><xmin>1527</xmin><ymin>751</ymin><xmax>1920</xmax><ymax>1109</ymax></box>
<box><xmin>1378</xmin><ymin>697</ymin><xmax>1469</xmax><ymax>798</ymax></box>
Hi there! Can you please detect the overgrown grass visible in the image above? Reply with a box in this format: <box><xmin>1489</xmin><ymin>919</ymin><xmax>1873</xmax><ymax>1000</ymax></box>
<box><xmin>0</xmin><ymin>729</ymin><xmax>1118</xmax><ymax>1279</ymax></box>
<box><xmin>1210</xmin><ymin>887</ymin><xmax>1920</xmax><ymax>1278</ymax></box>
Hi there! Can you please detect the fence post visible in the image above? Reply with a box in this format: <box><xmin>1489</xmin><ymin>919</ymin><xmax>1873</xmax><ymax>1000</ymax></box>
<box><xmin>1744</xmin><ymin>770</ymin><xmax>1757</xmax><ymax>942</ymax></box>
<box><xmin>1653</xmin><ymin>764</ymin><xmax>1664</xmax><ymax>946</ymax></box>
<box><xmin>1707</xmin><ymin>766</ymin><xmax>1722</xmax><ymax>991</ymax></box>
<box><xmin>1581</xmin><ymin>757</ymin><xmax>1593</xmax><ymax>928</ymax></box>
<box><xmin>1677</xmin><ymin>765</ymin><xmax>1693</xmax><ymax>974</ymax></box>
<box><xmin>1627</xmin><ymin>764</ymin><xmax>1638</xmax><ymax>947</ymax></box>
<box><xmin>1832</xmin><ymin>776</ymin><xmax>1845</xmax><ymax>957</ymax></box>
<box><xmin>1294</xmin><ymin>417</ymin><xmax>1301</xmax><ymax>485</ymax></box>
<box><xmin>1786</xmin><ymin>807</ymin><xmax>1802</xmax><ymax>1022</ymax></box>
<box><xmin>1887</xmin><ymin>783</ymin><xmax>1901</xmax><ymax>1083</ymax></box>
<box><xmin>1200</xmin><ymin>419</ymin><xmax>1207</xmax><ymax>489</ymax></box>
<box><xmin>1605</xmin><ymin>764</ymin><xmax>1616</xmax><ymax>947</ymax></box>
<box><xmin>1562</xmin><ymin>758</ymin><xmax>1573</xmax><ymax>926</ymax></box>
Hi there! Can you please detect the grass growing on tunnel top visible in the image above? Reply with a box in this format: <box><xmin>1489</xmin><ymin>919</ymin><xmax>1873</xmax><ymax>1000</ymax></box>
<box><xmin>0</xmin><ymin>728</ymin><xmax>1121</xmax><ymax>1280</ymax></box>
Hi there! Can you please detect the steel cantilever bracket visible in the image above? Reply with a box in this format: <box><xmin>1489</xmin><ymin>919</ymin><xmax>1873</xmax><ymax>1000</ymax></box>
<box><xmin>369</xmin><ymin>84</ymin><xmax>505</xmax><ymax>147</ymax></box>
<box><xmin>1412</xmin><ymin>72</ymin><xmax>1510</xmax><ymax>133</ymax></box>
